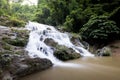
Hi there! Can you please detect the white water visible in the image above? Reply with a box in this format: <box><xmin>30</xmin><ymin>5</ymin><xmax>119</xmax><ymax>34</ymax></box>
<box><xmin>25</xmin><ymin>21</ymin><xmax>94</xmax><ymax>66</ymax></box>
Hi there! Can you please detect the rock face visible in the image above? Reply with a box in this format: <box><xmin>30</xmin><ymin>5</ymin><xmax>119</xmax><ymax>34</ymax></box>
<box><xmin>10</xmin><ymin>57</ymin><xmax>53</xmax><ymax>78</ymax></box>
<box><xmin>0</xmin><ymin>26</ymin><xmax>53</xmax><ymax>80</ymax></box>
<box><xmin>0</xmin><ymin>52</ymin><xmax>53</xmax><ymax>80</ymax></box>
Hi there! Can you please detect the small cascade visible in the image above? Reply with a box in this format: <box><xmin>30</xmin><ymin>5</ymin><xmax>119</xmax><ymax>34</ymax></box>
<box><xmin>25</xmin><ymin>21</ymin><xmax>94</xmax><ymax>65</ymax></box>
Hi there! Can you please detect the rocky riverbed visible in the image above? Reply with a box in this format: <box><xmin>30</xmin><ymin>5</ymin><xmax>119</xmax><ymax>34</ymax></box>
<box><xmin>0</xmin><ymin>26</ymin><xmax>53</xmax><ymax>80</ymax></box>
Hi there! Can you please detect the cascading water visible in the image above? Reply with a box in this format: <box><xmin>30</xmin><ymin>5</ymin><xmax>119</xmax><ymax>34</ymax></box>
<box><xmin>25</xmin><ymin>21</ymin><xmax>94</xmax><ymax>66</ymax></box>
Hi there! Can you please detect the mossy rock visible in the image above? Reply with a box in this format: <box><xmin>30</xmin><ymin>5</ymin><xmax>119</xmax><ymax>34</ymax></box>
<box><xmin>0</xmin><ymin>54</ymin><xmax>13</xmax><ymax>69</ymax></box>
<box><xmin>9</xmin><ymin>18</ymin><xmax>25</xmax><ymax>27</ymax></box>
<box><xmin>70</xmin><ymin>33</ymin><xmax>83</xmax><ymax>47</ymax></box>
<box><xmin>96</xmin><ymin>47</ymin><xmax>112</xmax><ymax>56</ymax></box>
<box><xmin>14</xmin><ymin>58</ymin><xmax>53</xmax><ymax>77</ymax></box>
<box><xmin>54</xmin><ymin>45</ymin><xmax>81</xmax><ymax>61</ymax></box>
<box><xmin>2</xmin><ymin>37</ymin><xmax>27</xmax><ymax>47</ymax></box>
<box><xmin>11</xmin><ymin>29</ymin><xmax>29</xmax><ymax>38</ymax></box>
<box><xmin>0</xmin><ymin>41</ymin><xmax>11</xmax><ymax>50</ymax></box>
<box><xmin>44</xmin><ymin>38</ymin><xmax>58</xmax><ymax>47</ymax></box>
<box><xmin>0</xmin><ymin>15</ymin><xmax>25</xmax><ymax>27</ymax></box>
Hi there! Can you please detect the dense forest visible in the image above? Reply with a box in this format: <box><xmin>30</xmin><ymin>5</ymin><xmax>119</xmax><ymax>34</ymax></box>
<box><xmin>0</xmin><ymin>0</ymin><xmax>120</xmax><ymax>44</ymax></box>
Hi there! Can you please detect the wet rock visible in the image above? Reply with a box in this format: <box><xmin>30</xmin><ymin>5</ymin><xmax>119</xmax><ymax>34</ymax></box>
<box><xmin>54</xmin><ymin>45</ymin><xmax>81</xmax><ymax>61</ymax></box>
<box><xmin>0</xmin><ymin>54</ymin><xmax>53</xmax><ymax>80</ymax></box>
<box><xmin>46</xmin><ymin>27</ymin><xmax>51</xmax><ymax>30</ymax></box>
<box><xmin>81</xmin><ymin>41</ymin><xmax>89</xmax><ymax>50</ymax></box>
<box><xmin>70</xmin><ymin>34</ymin><xmax>85</xmax><ymax>48</ymax></box>
<box><xmin>0</xmin><ymin>25</ymin><xmax>53</xmax><ymax>80</ymax></box>
<box><xmin>71</xmin><ymin>37</ymin><xmax>83</xmax><ymax>47</ymax></box>
<box><xmin>44</xmin><ymin>38</ymin><xmax>58</xmax><ymax>47</ymax></box>
<box><xmin>0</xmin><ymin>54</ymin><xmax>13</xmax><ymax>69</ymax></box>
<box><xmin>44</xmin><ymin>38</ymin><xmax>81</xmax><ymax>61</ymax></box>
<box><xmin>2</xmin><ymin>71</ymin><xmax>13</xmax><ymax>80</ymax></box>
<box><xmin>96</xmin><ymin>47</ymin><xmax>112</xmax><ymax>56</ymax></box>
<box><xmin>10</xmin><ymin>58</ymin><xmax>53</xmax><ymax>77</ymax></box>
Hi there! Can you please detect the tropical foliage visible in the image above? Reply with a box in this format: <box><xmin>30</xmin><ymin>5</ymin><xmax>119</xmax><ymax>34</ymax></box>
<box><xmin>0</xmin><ymin>0</ymin><xmax>120</xmax><ymax>44</ymax></box>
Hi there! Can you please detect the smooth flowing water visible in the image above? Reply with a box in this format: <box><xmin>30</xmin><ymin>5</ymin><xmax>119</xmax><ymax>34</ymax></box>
<box><xmin>21</xmin><ymin>57</ymin><xmax>120</xmax><ymax>80</ymax></box>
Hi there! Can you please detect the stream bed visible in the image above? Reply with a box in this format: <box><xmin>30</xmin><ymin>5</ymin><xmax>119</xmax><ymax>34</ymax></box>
<box><xmin>21</xmin><ymin>56</ymin><xmax>120</xmax><ymax>80</ymax></box>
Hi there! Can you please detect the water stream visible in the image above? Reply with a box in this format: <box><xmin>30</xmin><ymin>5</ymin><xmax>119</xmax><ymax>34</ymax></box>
<box><xmin>22</xmin><ymin>22</ymin><xmax>120</xmax><ymax>80</ymax></box>
<box><xmin>25</xmin><ymin>21</ymin><xmax>94</xmax><ymax>66</ymax></box>
<box><xmin>21</xmin><ymin>57</ymin><xmax>120</xmax><ymax>80</ymax></box>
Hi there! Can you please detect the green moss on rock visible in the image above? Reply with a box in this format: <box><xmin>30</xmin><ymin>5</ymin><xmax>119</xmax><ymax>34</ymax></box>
<box><xmin>54</xmin><ymin>45</ymin><xmax>81</xmax><ymax>61</ymax></box>
<box><xmin>2</xmin><ymin>29</ymin><xmax>29</xmax><ymax>47</ymax></box>
<box><xmin>2</xmin><ymin>37</ymin><xmax>27</xmax><ymax>47</ymax></box>
<box><xmin>96</xmin><ymin>47</ymin><xmax>112</xmax><ymax>56</ymax></box>
<box><xmin>0</xmin><ymin>54</ymin><xmax>12</xmax><ymax>69</ymax></box>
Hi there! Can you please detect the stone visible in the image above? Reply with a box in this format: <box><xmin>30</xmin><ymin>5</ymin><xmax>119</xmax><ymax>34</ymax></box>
<box><xmin>96</xmin><ymin>47</ymin><xmax>112</xmax><ymax>56</ymax></box>
<box><xmin>44</xmin><ymin>38</ymin><xmax>58</xmax><ymax>47</ymax></box>
<box><xmin>0</xmin><ymin>26</ymin><xmax>53</xmax><ymax>80</ymax></box>
<box><xmin>54</xmin><ymin>45</ymin><xmax>81</xmax><ymax>61</ymax></box>
<box><xmin>10</xmin><ymin>57</ymin><xmax>53</xmax><ymax>78</ymax></box>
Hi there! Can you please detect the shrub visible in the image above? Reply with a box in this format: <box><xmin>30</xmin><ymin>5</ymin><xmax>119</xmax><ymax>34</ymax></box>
<box><xmin>80</xmin><ymin>15</ymin><xmax>120</xmax><ymax>44</ymax></box>
<box><xmin>8</xmin><ymin>17</ymin><xmax>25</xmax><ymax>27</ymax></box>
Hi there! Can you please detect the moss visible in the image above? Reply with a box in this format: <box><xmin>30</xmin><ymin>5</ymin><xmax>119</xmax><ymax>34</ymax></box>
<box><xmin>2</xmin><ymin>43</ymin><xmax>11</xmax><ymax>50</ymax></box>
<box><xmin>7</xmin><ymin>16</ymin><xmax>26</xmax><ymax>27</ymax></box>
<box><xmin>0</xmin><ymin>15</ymin><xmax>26</xmax><ymax>27</ymax></box>
<box><xmin>2</xmin><ymin>37</ymin><xmax>27</xmax><ymax>47</ymax></box>
<box><xmin>54</xmin><ymin>45</ymin><xmax>81</xmax><ymax>61</ymax></box>
<box><xmin>14</xmin><ymin>51</ymin><xmax>22</xmax><ymax>54</ymax></box>
<box><xmin>97</xmin><ymin>47</ymin><xmax>112</xmax><ymax>56</ymax></box>
<box><xmin>0</xmin><ymin>50</ymin><xmax>13</xmax><ymax>55</ymax></box>
<box><xmin>71</xmin><ymin>33</ymin><xmax>82</xmax><ymax>40</ymax></box>
<box><xmin>11</xmin><ymin>29</ymin><xmax>29</xmax><ymax>43</ymax></box>
<box><xmin>0</xmin><ymin>54</ymin><xmax>12</xmax><ymax>69</ymax></box>
<box><xmin>2</xmin><ymin>29</ymin><xmax>29</xmax><ymax>47</ymax></box>
<box><xmin>9</xmin><ymin>38</ymin><xmax>27</xmax><ymax>47</ymax></box>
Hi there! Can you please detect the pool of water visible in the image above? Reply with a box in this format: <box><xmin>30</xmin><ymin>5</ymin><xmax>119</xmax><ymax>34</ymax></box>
<box><xmin>21</xmin><ymin>57</ymin><xmax>120</xmax><ymax>80</ymax></box>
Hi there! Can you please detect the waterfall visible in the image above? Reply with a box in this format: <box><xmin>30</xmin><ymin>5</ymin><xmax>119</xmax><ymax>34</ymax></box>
<box><xmin>25</xmin><ymin>21</ymin><xmax>94</xmax><ymax>66</ymax></box>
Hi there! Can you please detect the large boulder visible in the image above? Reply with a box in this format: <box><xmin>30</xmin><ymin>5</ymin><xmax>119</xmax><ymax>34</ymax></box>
<box><xmin>96</xmin><ymin>47</ymin><xmax>112</xmax><ymax>56</ymax></box>
<box><xmin>0</xmin><ymin>54</ymin><xmax>53</xmax><ymax>80</ymax></box>
<box><xmin>54</xmin><ymin>45</ymin><xmax>81</xmax><ymax>61</ymax></box>
<box><xmin>44</xmin><ymin>38</ymin><xmax>81</xmax><ymax>61</ymax></box>
<box><xmin>10</xmin><ymin>57</ymin><xmax>53</xmax><ymax>78</ymax></box>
